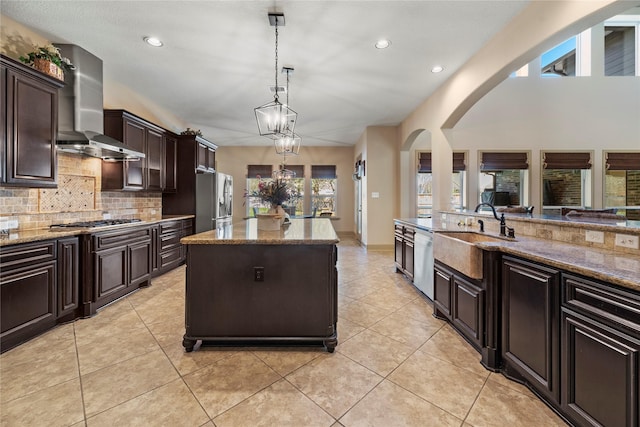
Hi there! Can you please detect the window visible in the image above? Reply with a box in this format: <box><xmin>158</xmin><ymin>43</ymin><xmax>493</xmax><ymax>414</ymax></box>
<box><xmin>541</xmin><ymin>152</ymin><xmax>592</xmax><ymax>215</ymax></box>
<box><xmin>416</xmin><ymin>151</ymin><xmax>466</xmax><ymax>216</ymax></box>
<box><xmin>479</xmin><ymin>152</ymin><xmax>529</xmax><ymax>207</ymax></box>
<box><xmin>605</xmin><ymin>25</ymin><xmax>636</xmax><ymax>76</ymax></box>
<box><xmin>246</xmin><ymin>164</ymin><xmax>273</xmax><ymax>217</ymax></box>
<box><xmin>605</xmin><ymin>152</ymin><xmax>640</xmax><ymax>220</ymax></box>
<box><xmin>541</xmin><ymin>36</ymin><xmax>577</xmax><ymax>77</ymax></box>
<box><xmin>311</xmin><ymin>165</ymin><xmax>337</xmax><ymax>215</ymax></box>
<box><xmin>283</xmin><ymin>165</ymin><xmax>305</xmax><ymax>216</ymax></box>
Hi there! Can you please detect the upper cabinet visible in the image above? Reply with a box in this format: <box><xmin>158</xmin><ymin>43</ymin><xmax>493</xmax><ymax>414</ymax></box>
<box><xmin>1</xmin><ymin>55</ymin><xmax>64</xmax><ymax>188</ymax></box>
<box><xmin>102</xmin><ymin>109</ymin><xmax>175</xmax><ymax>192</ymax></box>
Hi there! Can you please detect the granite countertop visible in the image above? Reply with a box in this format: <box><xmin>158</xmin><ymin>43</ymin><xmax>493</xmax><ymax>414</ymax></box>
<box><xmin>0</xmin><ymin>215</ymin><xmax>194</xmax><ymax>247</ymax></box>
<box><xmin>182</xmin><ymin>218</ymin><xmax>340</xmax><ymax>245</ymax></box>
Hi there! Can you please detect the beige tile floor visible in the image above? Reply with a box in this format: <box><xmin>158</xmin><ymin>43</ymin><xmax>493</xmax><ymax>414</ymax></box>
<box><xmin>0</xmin><ymin>237</ymin><xmax>568</xmax><ymax>427</ymax></box>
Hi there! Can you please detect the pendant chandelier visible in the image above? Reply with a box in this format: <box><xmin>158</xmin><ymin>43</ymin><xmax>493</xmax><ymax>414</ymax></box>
<box><xmin>274</xmin><ymin>66</ymin><xmax>301</xmax><ymax>156</ymax></box>
<box><xmin>255</xmin><ymin>13</ymin><xmax>297</xmax><ymax>140</ymax></box>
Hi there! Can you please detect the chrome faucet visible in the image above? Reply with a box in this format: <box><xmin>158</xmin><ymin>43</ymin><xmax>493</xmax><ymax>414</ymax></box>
<box><xmin>474</xmin><ymin>202</ymin><xmax>514</xmax><ymax>237</ymax></box>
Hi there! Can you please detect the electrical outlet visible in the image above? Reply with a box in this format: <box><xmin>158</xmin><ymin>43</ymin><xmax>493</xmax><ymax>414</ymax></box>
<box><xmin>585</xmin><ymin>230</ymin><xmax>604</xmax><ymax>244</ymax></box>
<box><xmin>254</xmin><ymin>266</ymin><xmax>265</xmax><ymax>281</ymax></box>
<box><xmin>614</xmin><ymin>233</ymin><xmax>639</xmax><ymax>249</ymax></box>
<box><xmin>0</xmin><ymin>219</ymin><xmax>18</xmax><ymax>231</ymax></box>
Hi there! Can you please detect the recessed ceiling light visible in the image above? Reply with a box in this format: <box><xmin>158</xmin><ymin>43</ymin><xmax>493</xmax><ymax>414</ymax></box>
<box><xmin>375</xmin><ymin>39</ymin><xmax>391</xmax><ymax>49</ymax></box>
<box><xmin>431</xmin><ymin>65</ymin><xmax>444</xmax><ymax>73</ymax></box>
<box><xmin>143</xmin><ymin>36</ymin><xmax>163</xmax><ymax>47</ymax></box>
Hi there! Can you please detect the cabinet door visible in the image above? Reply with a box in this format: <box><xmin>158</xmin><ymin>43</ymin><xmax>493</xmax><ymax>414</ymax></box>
<box><xmin>4</xmin><ymin>68</ymin><xmax>58</xmax><ymax>187</ymax></box>
<box><xmin>502</xmin><ymin>256</ymin><xmax>560</xmax><ymax>403</ymax></box>
<box><xmin>404</xmin><ymin>239</ymin><xmax>414</xmax><ymax>278</ymax></box>
<box><xmin>434</xmin><ymin>263</ymin><xmax>453</xmax><ymax>320</ymax></box>
<box><xmin>57</xmin><ymin>237</ymin><xmax>79</xmax><ymax>319</ymax></box>
<box><xmin>95</xmin><ymin>246</ymin><xmax>127</xmax><ymax>300</ymax></box>
<box><xmin>128</xmin><ymin>239</ymin><xmax>151</xmax><ymax>287</ymax></box>
<box><xmin>562</xmin><ymin>309</ymin><xmax>639</xmax><ymax>427</ymax></box>
<box><xmin>196</xmin><ymin>143</ymin><xmax>208</xmax><ymax>172</ymax></box>
<box><xmin>123</xmin><ymin>118</ymin><xmax>145</xmax><ymax>190</ymax></box>
<box><xmin>1</xmin><ymin>261</ymin><xmax>57</xmax><ymax>351</ymax></box>
<box><xmin>453</xmin><ymin>276</ymin><xmax>484</xmax><ymax>348</ymax></box>
<box><xmin>146</xmin><ymin>128</ymin><xmax>164</xmax><ymax>191</ymax></box>
<box><xmin>394</xmin><ymin>234</ymin><xmax>403</xmax><ymax>271</ymax></box>
<box><xmin>163</xmin><ymin>134</ymin><xmax>177</xmax><ymax>192</ymax></box>
<box><xmin>206</xmin><ymin>146</ymin><xmax>216</xmax><ymax>172</ymax></box>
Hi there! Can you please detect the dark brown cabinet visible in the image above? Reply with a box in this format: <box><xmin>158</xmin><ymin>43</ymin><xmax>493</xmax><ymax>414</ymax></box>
<box><xmin>434</xmin><ymin>260</ymin><xmax>485</xmax><ymax>349</ymax></box>
<box><xmin>1</xmin><ymin>55</ymin><xmax>63</xmax><ymax>188</ymax></box>
<box><xmin>501</xmin><ymin>256</ymin><xmax>560</xmax><ymax>404</ymax></box>
<box><xmin>394</xmin><ymin>223</ymin><xmax>414</xmax><ymax>279</ymax></box>
<box><xmin>153</xmin><ymin>218</ymin><xmax>193</xmax><ymax>277</ymax></box>
<box><xmin>163</xmin><ymin>133</ymin><xmax>178</xmax><ymax>193</ymax></box>
<box><xmin>196</xmin><ymin>140</ymin><xmax>216</xmax><ymax>173</ymax></box>
<box><xmin>0</xmin><ymin>237</ymin><xmax>79</xmax><ymax>353</ymax></box>
<box><xmin>83</xmin><ymin>225</ymin><xmax>152</xmax><ymax>314</ymax></box>
<box><xmin>102</xmin><ymin>110</ymin><xmax>169</xmax><ymax>191</ymax></box>
<box><xmin>57</xmin><ymin>237</ymin><xmax>79</xmax><ymax>321</ymax></box>
<box><xmin>561</xmin><ymin>274</ymin><xmax>640</xmax><ymax>427</ymax></box>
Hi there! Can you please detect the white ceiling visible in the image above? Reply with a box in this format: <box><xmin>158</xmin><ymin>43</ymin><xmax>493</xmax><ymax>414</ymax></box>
<box><xmin>2</xmin><ymin>1</ymin><xmax>530</xmax><ymax>146</ymax></box>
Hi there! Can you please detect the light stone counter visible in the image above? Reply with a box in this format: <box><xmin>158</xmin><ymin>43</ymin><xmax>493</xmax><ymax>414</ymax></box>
<box><xmin>181</xmin><ymin>218</ymin><xmax>339</xmax><ymax>245</ymax></box>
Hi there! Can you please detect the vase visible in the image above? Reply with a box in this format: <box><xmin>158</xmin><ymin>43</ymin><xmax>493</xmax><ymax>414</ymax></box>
<box><xmin>33</xmin><ymin>58</ymin><xmax>64</xmax><ymax>81</ymax></box>
<box><xmin>256</xmin><ymin>205</ymin><xmax>285</xmax><ymax>231</ymax></box>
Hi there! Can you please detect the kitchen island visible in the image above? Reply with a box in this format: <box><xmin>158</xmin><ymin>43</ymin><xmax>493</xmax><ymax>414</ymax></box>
<box><xmin>180</xmin><ymin>218</ymin><xmax>339</xmax><ymax>352</ymax></box>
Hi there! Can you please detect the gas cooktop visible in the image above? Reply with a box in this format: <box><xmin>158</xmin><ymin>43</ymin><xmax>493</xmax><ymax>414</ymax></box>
<box><xmin>50</xmin><ymin>219</ymin><xmax>142</xmax><ymax>229</ymax></box>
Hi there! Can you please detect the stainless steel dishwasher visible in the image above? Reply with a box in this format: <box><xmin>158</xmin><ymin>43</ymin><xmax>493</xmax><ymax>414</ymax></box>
<box><xmin>413</xmin><ymin>229</ymin><xmax>434</xmax><ymax>300</ymax></box>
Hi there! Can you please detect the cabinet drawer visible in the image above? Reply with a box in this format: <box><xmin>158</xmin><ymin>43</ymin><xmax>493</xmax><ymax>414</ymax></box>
<box><xmin>160</xmin><ymin>220</ymin><xmax>181</xmax><ymax>235</ymax></box>
<box><xmin>160</xmin><ymin>231</ymin><xmax>181</xmax><ymax>251</ymax></box>
<box><xmin>160</xmin><ymin>247</ymin><xmax>182</xmax><ymax>269</ymax></box>
<box><xmin>92</xmin><ymin>226</ymin><xmax>150</xmax><ymax>250</ymax></box>
<box><xmin>0</xmin><ymin>240</ymin><xmax>56</xmax><ymax>270</ymax></box>
<box><xmin>563</xmin><ymin>273</ymin><xmax>640</xmax><ymax>335</ymax></box>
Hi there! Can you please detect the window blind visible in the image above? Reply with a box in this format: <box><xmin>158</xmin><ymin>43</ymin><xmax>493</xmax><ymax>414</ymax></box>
<box><xmin>480</xmin><ymin>152</ymin><xmax>528</xmax><ymax>171</ymax></box>
<box><xmin>418</xmin><ymin>152</ymin><xmax>431</xmax><ymax>173</ymax></box>
<box><xmin>247</xmin><ymin>165</ymin><xmax>272</xmax><ymax>178</ymax></box>
<box><xmin>282</xmin><ymin>164</ymin><xmax>305</xmax><ymax>177</ymax></box>
<box><xmin>311</xmin><ymin>165</ymin><xmax>337</xmax><ymax>179</ymax></box>
<box><xmin>419</xmin><ymin>152</ymin><xmax>465</xmax><ymax>172</ymax></box>
<box><xmin>606</xmin><ymin>152</ymin><xmax>640</xmax><ymax>170</ymax></box>
<box><xmin>543</xmin><ymin>152</ymin><xmax>591</xmax><ymax>169</ymax></box>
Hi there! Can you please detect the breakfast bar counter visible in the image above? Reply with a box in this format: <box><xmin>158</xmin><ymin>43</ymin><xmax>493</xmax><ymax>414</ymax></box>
<box><xmin>180</xmin><ymin>218</ymin><xmax>339</xmax><ymax>352</ymax></box>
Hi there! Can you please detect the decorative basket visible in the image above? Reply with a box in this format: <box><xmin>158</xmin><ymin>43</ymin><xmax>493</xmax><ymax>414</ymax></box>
<box><xmin>256</xmin><ymin>213</ymin><xmax>284</xmax><ymax>231</ymax></box>
<box><xmin>33</xmin><ymin>58</ymin><xmax>64</xmax><ymax>81</ymax></box>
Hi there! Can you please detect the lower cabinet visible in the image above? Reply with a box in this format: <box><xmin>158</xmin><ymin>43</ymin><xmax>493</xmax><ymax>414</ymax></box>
<box><xmin>434</xmin><ymin>260</ymin><xmax>485</xmax><ymax>350</ymax></box>
<box><xmin>84</xmin><ymin>225</ymin><xmax>152</xmax><ymax>314</ymax></box>
<box><xmin>501</xmin><ymin>255</ymin><xmax>560</xmax><ymax>404</ymax></box>
<box><xmin>561</xmin><ymin>274</ymin><xmax>640</xmax><ymax>427</ymax></box>
<box><xmin>0</xmin><ymin>237</ymin><xmax>79</xmax><ymax>353</ymax></box>
<box><xmin>153</xmin><ymin>218</ymin><xmax>193</xmax><ymax>277</ymax></box>
<box><xmin>394</xmin><ymin>222</ymin><xmax>415</xmax><ymax>279</ymax></box>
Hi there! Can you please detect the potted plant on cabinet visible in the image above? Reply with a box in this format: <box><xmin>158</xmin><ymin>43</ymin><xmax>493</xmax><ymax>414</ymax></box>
<box><xmin>19</xmin><ymin>44</ymin><xmax>74</xmax><ymax>81</ymax></box>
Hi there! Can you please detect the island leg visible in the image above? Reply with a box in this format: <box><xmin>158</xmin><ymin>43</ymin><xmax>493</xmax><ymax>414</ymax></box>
<box><xmin>182</xmin><ymin>336</ymin><xmax>196</xmax><ymax>353</ymax></box>
<box><xmin>324</xmin><ymin>338</ymin><xmax>337</xmax><ymax>353</ymax></box>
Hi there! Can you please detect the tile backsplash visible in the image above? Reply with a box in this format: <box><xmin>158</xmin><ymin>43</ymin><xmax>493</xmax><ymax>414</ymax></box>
<box><xmin>0</xmin><ymin>152</ymin><xmax>161</xmax><ymax>230</ymax></box>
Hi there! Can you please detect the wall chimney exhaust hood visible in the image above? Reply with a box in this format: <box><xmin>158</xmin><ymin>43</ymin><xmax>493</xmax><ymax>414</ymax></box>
<box><xmin>55</xmin><ymin>44</ymin><xmax>145</xmax><ymax>161</ymax></box>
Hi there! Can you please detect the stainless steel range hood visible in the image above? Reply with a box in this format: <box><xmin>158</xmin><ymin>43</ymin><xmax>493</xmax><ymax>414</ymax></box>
<box><xmin>55</xmin><ymin>44</ymin><xmax>145</xmax><ymax>161</ymax></box>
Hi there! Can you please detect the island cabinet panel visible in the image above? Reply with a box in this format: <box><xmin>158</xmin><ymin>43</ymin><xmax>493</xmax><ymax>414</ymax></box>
<box><xmin>184</xmin><ymin>243</ymin><xmax>338</xmax><ymax>352</ymax></box>
<box><xmin>501</xmin><ymin>256</ymin><xmax>560</xmax><ymax>404</ymax></box>
<box><xmin>1</xmin><ymin>55</ymin><xmax>63</xmax><ymax>188</ymax></box>
<box><xmin>0</xmin><ymin>240</ymin><xmax>58</xmax><ymax>352</ymax></box>
<box><xmin>433</xmin><ymin>261</ymin><xmax>453</xmax><ymax>320</ymax></box>
<box><xmin>561</xmin><ymin>273</ymin><xmax>640</xmax><ymax>427</ymax></box>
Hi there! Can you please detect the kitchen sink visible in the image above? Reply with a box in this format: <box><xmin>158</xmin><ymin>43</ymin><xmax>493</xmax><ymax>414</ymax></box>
<box><xmin>433</xmin><ymin>231</ymin><xmax>509</xmax><ymax>279</ymax></box>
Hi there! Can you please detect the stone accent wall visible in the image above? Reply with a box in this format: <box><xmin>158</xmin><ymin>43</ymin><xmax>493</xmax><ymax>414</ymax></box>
<box><xmin>0</xmin><ymin>153</ymin><xmax>161</xmax><ymax>230</ymax></box>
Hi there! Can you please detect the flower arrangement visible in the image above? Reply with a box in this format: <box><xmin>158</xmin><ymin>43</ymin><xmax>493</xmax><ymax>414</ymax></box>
<box><xmin>246</xmin><ymin>176</ymin><xmax>300</xmax><ymax>207</ymax></box>
<box><xmin>180</xmin><ymin>128</ymin><xmax>203</xmax><ymax>137</ymax></box>
<box><xmin>19</xmin><ymin>44</ymin><xmax>75</xmax><ymax>71</ymax></box>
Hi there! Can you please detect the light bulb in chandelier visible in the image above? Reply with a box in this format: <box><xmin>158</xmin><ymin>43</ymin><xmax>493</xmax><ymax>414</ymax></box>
<box><xmin>272</xmin><ymin>167</ymin><xmax>296</xmax><ymax>180</ymax></box>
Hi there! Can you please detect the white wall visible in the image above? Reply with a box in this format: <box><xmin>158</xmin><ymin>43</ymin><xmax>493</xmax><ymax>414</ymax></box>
<box><xmin>216</xmin><ymin>145</ymin><xmax>355</xmax><ymax>234</ymax></box>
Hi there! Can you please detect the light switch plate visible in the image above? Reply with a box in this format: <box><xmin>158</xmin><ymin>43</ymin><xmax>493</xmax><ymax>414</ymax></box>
<box><xmin>371</xmin><ymin>192</ymin><xmax>380</xmax><ymax>198</ymax></box>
